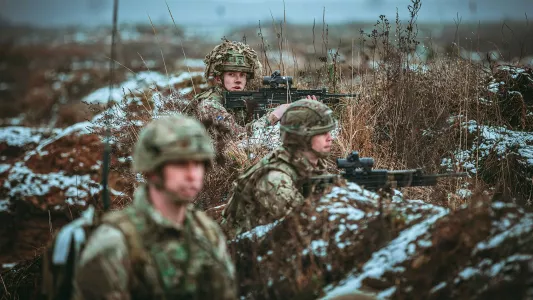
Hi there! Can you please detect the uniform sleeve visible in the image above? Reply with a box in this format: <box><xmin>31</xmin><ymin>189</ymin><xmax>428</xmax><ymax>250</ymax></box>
<box><xmin>197</xmin><ymin>97</ymin><xmax>246</xmax><ymax>137</ymax></box>
<box><xmin>71</xmin><ymin>225</ymin><xmax>132</xmax><ymax>300</ymax></box>
<box><xmin>254</xmin><ymin>170</ymin><xmax>304</xmax><ymax>221</ymax></box>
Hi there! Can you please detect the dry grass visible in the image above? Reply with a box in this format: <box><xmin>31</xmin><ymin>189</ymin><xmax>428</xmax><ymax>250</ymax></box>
<box><xmin>2</xmin><ymin>1</ymin><xmax>533</xmax><ymax>299</ymax></box>
<box><xmin>85</xmin><ymin>0</ymin><xmax>532</xmax><ymax>211</ymax></box>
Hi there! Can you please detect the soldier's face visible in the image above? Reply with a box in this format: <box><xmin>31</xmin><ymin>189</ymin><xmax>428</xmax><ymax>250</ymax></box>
<box><xmin>311</xmin><ymin>131</ymin><xmax>333</xmax><ymax>153</ymax></box>
<box><xmin>162</xmin><ymin>161</ymin><xmax>205</xmax><ymax>201</ymax></box>
<box><xmin>221</xmin><ymin>72</ymin><xmax>247</xmax><ymax>91</ymax></box>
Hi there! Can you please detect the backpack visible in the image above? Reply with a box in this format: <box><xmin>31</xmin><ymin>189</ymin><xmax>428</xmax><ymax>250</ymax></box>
<box><xmin>41</xmin><ymin>205</ymin><xmax>148</xmax><ymax>300</ymax></box>
<box><xmin>221</xmin><ymin>151</ymin><xmax>299</xmax><ymax>226</ymax></box>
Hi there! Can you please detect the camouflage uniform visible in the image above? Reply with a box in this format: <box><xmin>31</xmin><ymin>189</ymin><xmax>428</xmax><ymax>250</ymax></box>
<box><xmin>221</xmin><ymin>99</ymin><xmax>336</xmax><ymax>237</ymax></box>
<box><xmin>192</xmin><ymin>39</ymin><xmax>262</xmax><ymax>132</ymax></box>
<box><xmin>72</xmin><ymin>114</ymin><xmax>237</xmax><ymax>300</ymax></box>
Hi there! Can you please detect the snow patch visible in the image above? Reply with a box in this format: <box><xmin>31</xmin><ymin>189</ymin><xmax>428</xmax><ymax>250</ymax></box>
<box><xmin>454</xmin><ymin>254</ymin><xmax>533</xmax><ymax>285</ymax></box>
<box><xmin>442</xmin><ymin>120</ymin><xmax>533</xmax><ymax>174</ymax></box>
<box><xmin>82</xmin><ymin>71</ymin><xmax>203</xmax><ymax>105</ymax></box>
<box><xmin>0</xmin><ymin>127</ymin><xmax>49</xmax><ymax>147</ymax></box>
<box><xmin>237</xmin><ymin>219</ymin><xmax>282</xmax><ymax>241</ymax></box>
<box><xmin>474</xmin><ymin>214</ymin><xmax>533</xmax><ymax>253</ymax></box>
<box><xmin>24</xmin><ymin>121</ymin><xmax>93</xmax><ymax>160</ymax></box>
<box><xmin>2</xmin><ymin>263</ymin><xmax>17</xmax><ymax>269</ymax></box>
<box><xmin>0</xmin><ymin>199</ymin><xmax>10</xmax><ymax>212</ymax></box>
<box><xmin>4</xmin><ymin>162</ymin><xmax>100</xmax><ymax>207</ymax></box>
<box><xmin>0</xmin><ymin>164</ymin><xmax>10</xmax><ymax>174</ymax></box>
<box><xmin>321</xmin><ymin>205</ymin><xmax>448</xmax><ymax>298</ymax></box>
<box><xmin>303</xmin><ymin>239</ymin><xmax>329</xmax><ymax>257</ymax></box>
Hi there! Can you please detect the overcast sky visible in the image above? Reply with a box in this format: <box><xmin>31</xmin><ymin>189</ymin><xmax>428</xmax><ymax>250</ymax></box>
<box><xmin>1</xmin><ymin>0</ymin><xmax>532</xmax><ymax>28</ymax></box>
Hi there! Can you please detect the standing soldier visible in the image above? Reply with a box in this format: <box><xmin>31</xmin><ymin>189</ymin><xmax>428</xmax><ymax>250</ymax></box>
<box><xmin>71</xmin><ymin>114</ymin><xmax>237</xmax><ymax>299</ymax></box>
<box><xmin>221</xmin><ymin>99</ymin><xmax>336</xmax><ymax>237</ymax></box>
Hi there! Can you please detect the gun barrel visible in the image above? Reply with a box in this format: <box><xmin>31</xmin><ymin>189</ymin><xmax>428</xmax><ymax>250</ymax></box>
<box><xmin>431</xmin><ymin>172</ymin><xmax>469</xmax><ymax>178</ymax></box>
<box><xmin>323</xmin><ymin>93</ymin><xmax>358</xmax><ymax>98</ymax></box>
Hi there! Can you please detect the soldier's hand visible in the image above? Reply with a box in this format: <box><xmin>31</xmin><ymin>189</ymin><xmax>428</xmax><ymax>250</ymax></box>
<box><xmin>306</xmin><ymin>95</ymin><xmax>318</xmax><ymax>100</ymax></box>
<box><xmin>268</xmin><ymin>104</ymin><xmax>290</xmax><ymax>125</ymax></box>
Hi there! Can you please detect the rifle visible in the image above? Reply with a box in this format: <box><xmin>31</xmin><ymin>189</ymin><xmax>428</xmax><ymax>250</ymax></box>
<box><xmin>304</xmin><ymin>151</ymin><xmax>468</xmax><ymax>195</ymax></box>
<box><xmin>223</xmin><ymin>70</ymin><xmax>357</xmax><ymax>121</ymax></box>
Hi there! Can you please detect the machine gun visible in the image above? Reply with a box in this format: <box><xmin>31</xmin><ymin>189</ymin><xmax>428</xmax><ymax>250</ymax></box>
<box><xmin>223</xmin><ymin>70</ymin><xmax>357</xmax><ymax>121</ymax></box>
<box><xmin>303</xmin><ymin>151</ymin><xmax>468</xmax><ymax>196</ymax></box>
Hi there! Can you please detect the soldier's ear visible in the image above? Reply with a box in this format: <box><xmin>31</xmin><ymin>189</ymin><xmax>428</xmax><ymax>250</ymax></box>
<box><xmin>214</xmin><ymin>76</ymin><xmax>222</xmax><ymax>84</ymax></box>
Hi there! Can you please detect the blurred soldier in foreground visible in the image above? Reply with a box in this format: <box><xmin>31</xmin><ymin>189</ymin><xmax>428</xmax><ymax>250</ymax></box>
<box><xmin>221</xmin><ymin>99</ymin><xmax>336</xmax><ymax>237</ymax></box>
<box><xmin>72</xmin><ymin>114</ymin><xmax>237</xmax><ymax>299</ymax></box>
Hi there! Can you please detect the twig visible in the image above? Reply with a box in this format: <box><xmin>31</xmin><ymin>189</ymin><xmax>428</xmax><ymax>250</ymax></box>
<box><xmin>0</xmin><ymin>273</ymin><xmax>9</xmax><ymax>298</ymax></box>
<box><xmin>147</xmin><ymin>14</ymin><xmax>170</xmax><ymax>84</ymax></box>
<box><xmin>48</xmin><ymin>210</ymin><xmax>53</xmax><ymax>235</ymax></box>
<box><xmin>165</xmin><ymin>1</ymin><xmax>197</xmax><ymax>96</ymax></box>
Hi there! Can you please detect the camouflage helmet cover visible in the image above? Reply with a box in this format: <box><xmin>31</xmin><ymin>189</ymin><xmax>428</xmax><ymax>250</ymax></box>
<box><xmin>132</xmin><ymin>114</ymin><xmax>215</xmax><ymax>173</ymax></box>
<box><xmin>203</xmin><ymin>39</ymin><xmax>262</xmax><ymax>80</ymax></box>
<box><xmin>280</xmin><ymin>99</ymin><xmax>336</xmax><ymax>137</ymax></box>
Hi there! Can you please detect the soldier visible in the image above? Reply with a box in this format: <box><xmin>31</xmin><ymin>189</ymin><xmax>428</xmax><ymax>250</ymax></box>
<box><xmin>72</xmin><ymin>114</ymin><xmax>238</xmax><ymax>299</ymax></box>
<box><xmin>193</xmin><ymin>39</ymin><xmax>262</xmax><ymax>133</ymax></box>
<box><xmin>220</xmin><ymin>99</ymin><xmax>336</xmax><ymax>237</ymax></box>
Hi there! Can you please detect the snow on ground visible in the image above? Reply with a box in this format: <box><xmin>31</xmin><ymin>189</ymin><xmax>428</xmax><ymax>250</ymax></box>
<box><xmin>28</xmin><ymin>121</ymin><xmax>94</xmax><ymax>159</ymax></box>
<box><xmin>177</xmin><ymin>58</ymin><xmax>206</xmax><ymax>68</ymax></box>
<box><xmin>0</xmin><ymin>115</ymin><xmax>25</xmax><ymax>126</ymax></box>
<box><xmin>236</xmin><ymin>219</ymin><xmax>283</xmax><ymax>241</ymax></box>
<box><xmin>0</xmin><ymin>127</ymin><xmax>55</xmax><ymax>147</ymax></box>
<box><xmin>239</xmin><ymin>116</ymin><xmax>282</xmax><ymax>150</ymax></box>
<box><xmin>0</xmin><ymin>164</ymin><xmax>10</xmax><ymax>174</ymax></box>
<box><xmin>1</xmin><ymin>109</ymin><xmax>132</xmax><ymax>211</ymax></box>
<box><xmin>474</xmin><ymin>202</ymin><xmax>533</xmax><ymax>254</ymax></box>
<box><xmin>320</xmin><ymin>199</ymin><xmax>448</xmax><ymax>299</ymax></box>
<box><xmin>4</xmin><ymin>162</ymin><xmax>100</xmax><ymax>209</ymax></box>
<box><xmin>81</xmin><ymin>71</ymin><xmax>203</xmax><ymax>105</ymax></box>
<box><xmin>0</xmin><ymin>199</ymin><xmax>9</xmax><ymax>212</ymax></box>
<box><xmin>240</xmin><ymin>117</ymin><xmax>341</xmax><ymax>151</ymax></box>
<box><xmin>1</xmin><ymin>263</ymin><xmax>17</xmax><ymax>269</ymax></box>
<box><xmin>449</xmin><ymin>201</ymin><xmax>533</xmax><ymax>290</ymax></box>
<box><xmin>441</xmin><ymin>119</ymin><xmax>533</xmax><ymax>174</ymax></box>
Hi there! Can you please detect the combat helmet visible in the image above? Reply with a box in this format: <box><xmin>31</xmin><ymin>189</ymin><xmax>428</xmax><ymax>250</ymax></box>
<box><xmin>280</xmin><ymin>99</ymin><xmax>336</xmax><ymax>153</ymax></box>
<box><xmin>203</xmin><ymin>38</ymin><xmax>262</xmax><ymax>80</ymax></box>
<box><xmin>132</xmin><ymin>113</ymin><xmax>215</xmax><ymax>173</ymax></box>
<box><xmin>280</xmin><ymin>99</ymin><xmax>336</xmax><ymax>136</ymax></box>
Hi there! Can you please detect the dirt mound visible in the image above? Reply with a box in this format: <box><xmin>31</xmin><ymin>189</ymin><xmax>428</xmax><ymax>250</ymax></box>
<box><xmin>0</xmin><ymin>119</ymin><xmax>133</xmax><ymax>270</ymax></box>
<box><xmin>227</xmin><ymin>183</ymin><xmax>533</xmax><ymax>299</ymax></box>
<box><xmin>441</xmin><ymin>65</ymin><xmax>533</xmax><ymax>209</ymax></box>
<box><xmin>392</xmin><ymin>197</ymin><xmax>533</xmax><ymax>299</ymax></box>
<box><xmin>486</xmin><ymin>65</ymin><xmax>533</xmax><ymax>130</ymax></box>
<box><xmin>230</xmin><ymin>183</ymin><xmax>445</xmax><ymax>299</ymax></box>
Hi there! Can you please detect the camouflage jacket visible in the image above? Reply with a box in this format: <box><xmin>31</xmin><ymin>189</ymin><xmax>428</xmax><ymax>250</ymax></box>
<box><xmin>72</xmin><ymin>184</ymin><xmax>237</xmax><ymax>300</ymax></box>
<box><xmin>221</xmin><ymin>146</ymin><xmax>327</xmax><ymax>237</ymax></box>
<box><xmin>193</xmin><ymin>86</ymin><xmax>247</xmax><ymax>133</ymax></box>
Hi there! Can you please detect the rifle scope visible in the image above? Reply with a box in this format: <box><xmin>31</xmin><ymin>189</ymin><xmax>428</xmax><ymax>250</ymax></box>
<box><xmin>263</xmin><ymin>70</ymin><xmax>293</xmax><ymax>88</ymax></box>
<box><xmin>336</xmin><ymin>151</ymin><xmax>374</xmax><ymax>171</ymax></box>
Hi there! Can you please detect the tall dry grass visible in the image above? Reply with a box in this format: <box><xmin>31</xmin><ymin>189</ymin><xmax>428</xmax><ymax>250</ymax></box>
<box><xmin>93</xmin><ymin>0</ymin><xmax>533</xmax><ymax>211</ymax></box>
